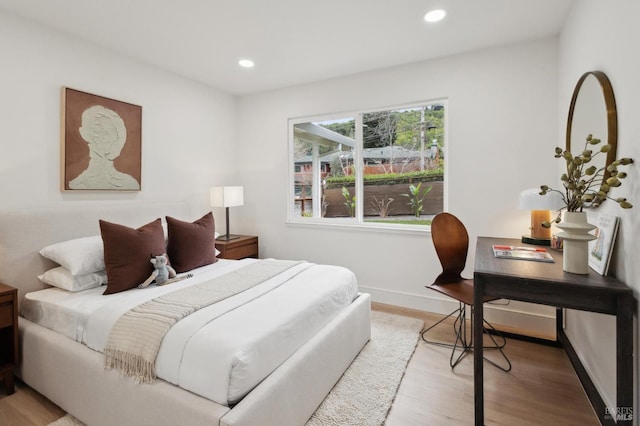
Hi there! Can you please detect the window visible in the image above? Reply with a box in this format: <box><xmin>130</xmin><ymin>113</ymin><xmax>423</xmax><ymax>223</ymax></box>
<box><xmin>289</xmin><ymin>101</ymin><xmax>445</xmax><ymax>228</ymax></box>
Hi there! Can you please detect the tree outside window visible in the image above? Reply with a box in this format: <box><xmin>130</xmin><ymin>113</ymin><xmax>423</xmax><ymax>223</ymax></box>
<box><xmin>290</xmin><ymin>101</ymin><xmax>445</xmax><ymax>227</ymax></box>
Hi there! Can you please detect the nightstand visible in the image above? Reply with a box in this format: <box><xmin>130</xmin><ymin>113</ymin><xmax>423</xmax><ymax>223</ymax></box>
<box><xmin>215</xmin><ymin>235</ymin><xmax>259</xmax><ymax>260</ymax></box>
<box><xmin>0</xmin><ymin>283</ymin><xmax>18</xmax><ymax>395</ymax></box>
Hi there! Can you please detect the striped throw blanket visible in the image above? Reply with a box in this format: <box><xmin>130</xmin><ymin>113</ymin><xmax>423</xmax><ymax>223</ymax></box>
<box><xmin>104</xmin><ymin>259</ymin><xmax>304</xmax><ymax>382</ymax></box>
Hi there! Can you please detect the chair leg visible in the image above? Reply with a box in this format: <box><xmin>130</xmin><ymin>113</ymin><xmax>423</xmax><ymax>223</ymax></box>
<box><xmin>482</xmin><ymin>331</ymin><xmax>512</xmax><ymax>372</ymax></box>
<box><xmin>421</xmin><ymin>302</ymin><xmax>474</xmax><ymax>368</ymax></box>
<box><xmin>482</xmin><ymin>318</ymin><xmax>507</xmax><ymax>349</ymax></box>
<box><xmin>420</xmin><ymin>304</ymin><xmax>464</xmax><ymax>349</ymax></box>
<box><xmin>450</xmin><ymin>303</ymin><xmax>472</xmax><ymax>369</ymax></box>
<box><xmin>472</xmin><ymin>306</ymin><xmax>512</xmax><ymax>372</ymax></box>
<box><xmin>421</xmin><ymin>303</ymin><xmax>512</xmax><ymax>372</ymax></box>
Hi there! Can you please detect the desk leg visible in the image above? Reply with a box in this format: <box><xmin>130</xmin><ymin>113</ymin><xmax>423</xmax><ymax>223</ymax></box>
<box><xmin>616</xmin><ymin>293</ymin><xmax>633</xmax><ymax>425</ymax></box>
<box><xmin>474</xmin><ymin>275</ymin><xmax>484</xmax><ymax>425</ymax></box>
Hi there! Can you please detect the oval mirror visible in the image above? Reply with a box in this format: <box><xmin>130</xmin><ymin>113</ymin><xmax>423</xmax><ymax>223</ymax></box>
<box><xmin>566</xmin><ymin>71</ymin><xmax>618</xmax><ymax>186</ymax></box>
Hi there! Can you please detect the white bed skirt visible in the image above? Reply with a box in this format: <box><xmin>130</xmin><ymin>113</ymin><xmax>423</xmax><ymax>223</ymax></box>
<box><xmin>18</xmin><ymin>292</ymin><xmax>371</xmax><ymax>426</ymax></box>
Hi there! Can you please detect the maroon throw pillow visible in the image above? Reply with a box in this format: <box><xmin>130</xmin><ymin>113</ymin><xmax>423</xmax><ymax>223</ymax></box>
<box><xmin>100</xmin><ymin>218</ymin><xmax>166</xmax><ymax>295</ymax></box>
<box><xmin>166</xmin><ymin>212</ymin><xmax>217</xmax><ymax>273</ymax></box>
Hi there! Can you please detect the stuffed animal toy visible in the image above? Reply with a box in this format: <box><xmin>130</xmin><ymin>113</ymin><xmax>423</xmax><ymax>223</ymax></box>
<box><xmin>138</xmin><ymin>254</ymin><xmax>177</xmax><ymax>288</ymax></box>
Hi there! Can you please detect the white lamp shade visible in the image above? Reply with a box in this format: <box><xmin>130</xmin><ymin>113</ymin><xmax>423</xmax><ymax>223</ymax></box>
<box><xmin>210</xmin><ymin>186</ymin><xmax>244</xmax><ymax>208</ymax></box>
<box><xmin>517</xmin><ymin>188</ymin><xmax>565</xmax><ymax>211</ymax></box>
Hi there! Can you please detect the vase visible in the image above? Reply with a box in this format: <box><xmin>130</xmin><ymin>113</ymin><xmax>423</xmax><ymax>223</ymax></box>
<box><xmin>555</xmin><ymin>211</ymin><xmax>596</xmax><ymax>274</ymax></box>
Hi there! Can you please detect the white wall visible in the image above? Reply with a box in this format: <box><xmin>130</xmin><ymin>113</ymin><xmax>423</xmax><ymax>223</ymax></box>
<box><xmin>559</xmin><ymin>0</ymin><xmax>640</xmax><ymax>419</ymax></box>
<box><xmin>0</xmin><ymin>11</ymin><xmax>236</xmax><ymax>215</ymax></box>
<box><xmin>236</xmin><ymin>38</ymin><xmax>561</xmax><ymax>336</ymax></box>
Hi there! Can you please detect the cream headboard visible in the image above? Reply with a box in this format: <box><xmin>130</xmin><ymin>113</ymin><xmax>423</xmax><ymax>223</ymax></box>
<box><xmin>0</xmin><ymin>203</ymin><xmax>196</xmax><ymax>308</ymax></box>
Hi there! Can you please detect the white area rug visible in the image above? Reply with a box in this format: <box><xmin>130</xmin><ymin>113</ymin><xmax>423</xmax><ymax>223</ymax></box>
<box><xmin>306</xmin><ymin>310</ymin><xmax>423</xmax><ymax>426</ymax></box>
<box><xmin>49</xmin><ymin>311</ymin><xmax>422</xmax><ymax>426</ymax></box>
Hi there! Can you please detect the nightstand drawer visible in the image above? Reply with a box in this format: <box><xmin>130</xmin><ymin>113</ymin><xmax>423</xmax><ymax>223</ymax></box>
<box><xmin>216</xmin><ymin>235</ymin><xmax>259</xmax><ymax>260</ymax></box>
<box><xmin>225</xmin><ymin>242</ymin><xmax>258</xmax><ymax>259</ymax></box>
<box><xmin>0</xmin><ymin>304</ymin><xmax>13</xmax><ymax>328</ymax></box>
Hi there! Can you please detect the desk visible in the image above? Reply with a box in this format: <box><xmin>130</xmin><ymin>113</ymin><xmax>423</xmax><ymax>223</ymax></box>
<box><xmin>473</xmin><ymin>237</ymin><xmax>633</xmax><ymax>425</ymax></box>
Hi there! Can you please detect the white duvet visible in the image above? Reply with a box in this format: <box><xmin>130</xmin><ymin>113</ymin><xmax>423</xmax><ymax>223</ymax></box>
<box><xmin>22</xmin><ymin>258</ymin><xmax>359</xmax><ymax>406</ymax></box>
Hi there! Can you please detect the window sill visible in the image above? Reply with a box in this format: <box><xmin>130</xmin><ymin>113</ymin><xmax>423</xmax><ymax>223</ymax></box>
<box><xmin>285</xmin><ymin>218</ymin><xmax>431</xmax><ymax>235</ymax></box>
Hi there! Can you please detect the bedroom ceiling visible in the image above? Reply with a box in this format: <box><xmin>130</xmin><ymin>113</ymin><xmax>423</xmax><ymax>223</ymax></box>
<box><xmin>0</xmin><ymin>0</ymin><xmax>574</xmax><ymax>96</ymax></box>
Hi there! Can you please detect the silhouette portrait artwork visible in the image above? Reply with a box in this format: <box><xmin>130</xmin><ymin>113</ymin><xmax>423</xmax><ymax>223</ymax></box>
<box><xmin>63</xmin><ymin>88</ymin><xmax>142</xmax><ymax>191</ymax></box>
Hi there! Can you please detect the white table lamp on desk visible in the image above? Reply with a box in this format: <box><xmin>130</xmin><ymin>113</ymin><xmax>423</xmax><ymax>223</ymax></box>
<box><xmin>210</xmin><ymin>186</ymin><xmax>244</xmax><ymax>241</ymax></box>
<box><xmin>517</xmin><ymin>188</ymin><xmax>564</xmax><ymax>246</ymax></box>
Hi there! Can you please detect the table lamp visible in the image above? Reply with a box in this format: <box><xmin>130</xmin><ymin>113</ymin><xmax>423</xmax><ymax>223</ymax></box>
<box><xmin>210</xmin><ymin>186</ymin><xmax>244</xmax><ymax>240</ymax></box>
<box><xmin>517</xmin><ymin>188</ymin><xmax>564</xmax><ymax>246</ymax></box>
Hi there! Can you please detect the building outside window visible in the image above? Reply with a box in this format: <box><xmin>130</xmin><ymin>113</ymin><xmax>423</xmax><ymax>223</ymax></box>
<box><xmin>289</xmin><ymin>101</ymin><xmax>445</xmax><ymax>228</ymax></box>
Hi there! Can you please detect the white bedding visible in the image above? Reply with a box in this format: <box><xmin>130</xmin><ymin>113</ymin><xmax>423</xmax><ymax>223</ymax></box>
<box><xmin>22</xmin><ymin>258</ymin><xmax>359</xmax><ymax>406</ymax></box>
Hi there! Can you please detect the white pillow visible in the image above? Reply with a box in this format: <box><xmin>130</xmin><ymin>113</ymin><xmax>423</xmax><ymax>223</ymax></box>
<box><xmin>39</xmin><ymin>235</ymin><xmax>105</xmax><ymax>275</ymax></box>
<box><xmin>38</xmin><ymin>266</ymin><xmax>107</xmax><ymax>292</ymax></box>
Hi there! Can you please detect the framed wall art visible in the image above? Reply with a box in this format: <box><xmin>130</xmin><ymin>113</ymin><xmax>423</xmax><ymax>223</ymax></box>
<box><xmin>62</xmin><ymin>87</ymin><xmax>142</xmax><ymax>191</ymax></box>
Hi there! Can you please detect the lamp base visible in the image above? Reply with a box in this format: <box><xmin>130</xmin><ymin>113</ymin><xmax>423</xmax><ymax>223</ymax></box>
<box><xmin>218</xmin><ymin>234</ymin><xmax>241</xmax><ymax>241</ymax></box>
<box><xmin>521</xmin><ymin>235</ymin><xmax>551</xmax><ymax>246</ymax></box>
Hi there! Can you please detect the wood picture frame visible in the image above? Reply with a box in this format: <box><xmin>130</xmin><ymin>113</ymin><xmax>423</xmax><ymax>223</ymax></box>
<box><xmin>62</xmin><ymin>87</ymin><xmax>142</xmax><ymax>191</ymax></box>
<box><xmin>588</xmin><ymin>213</ymin><xmax>620</xmax><ymax>276</ymax></box>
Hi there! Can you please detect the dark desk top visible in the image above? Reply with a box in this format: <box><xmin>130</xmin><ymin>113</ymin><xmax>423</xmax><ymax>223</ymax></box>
<box><xmin>474</xmin><ymin>237</ymin><xmax>631</xmax><ymax>295</ymax></box>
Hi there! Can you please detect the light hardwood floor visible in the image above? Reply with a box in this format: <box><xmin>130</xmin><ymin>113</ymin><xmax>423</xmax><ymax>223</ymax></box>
<box><xmin>0</xmin><ymin>304</ymin><xmax>599</xmax><ymax>426</ymax></box>
<box><xmin>377</xmin><ymin>303</ymin><xmax>599</xmax><ymax>426</ymax></box>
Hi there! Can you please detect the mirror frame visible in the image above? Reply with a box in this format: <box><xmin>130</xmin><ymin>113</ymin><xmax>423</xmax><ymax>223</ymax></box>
<box><xmin>566</xmin><ymin>71</ymin><xmax>618</xmax><ymax>182</ymax></box>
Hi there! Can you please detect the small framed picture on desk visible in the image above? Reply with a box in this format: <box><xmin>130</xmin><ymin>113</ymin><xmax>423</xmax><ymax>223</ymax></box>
<box><xmin>588</xmin><ymin>214</ymin><xmax>619</xmax><ymax>275</ymax></box>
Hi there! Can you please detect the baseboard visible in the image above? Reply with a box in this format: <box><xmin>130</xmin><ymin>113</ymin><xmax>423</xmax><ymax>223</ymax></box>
<box><xmin>558</xmin><ymin>327</ymin><xmax>610</xmax><ymax>425</ymax></box>
<box><xmin>360</xmin><ymin>285</ymin><xmax>556</xmax><ymax>340</ymax></box>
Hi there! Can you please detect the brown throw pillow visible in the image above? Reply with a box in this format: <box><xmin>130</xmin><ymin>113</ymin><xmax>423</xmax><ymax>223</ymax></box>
<box><xmin>100</xmin><ymin>218</ymin><xmax>166</xmax><ymax>295</ymax></box>
<box><xmin>166</xmin><ymin>212</ymin><xmax>217</xmax><ymax>273</ymax></box>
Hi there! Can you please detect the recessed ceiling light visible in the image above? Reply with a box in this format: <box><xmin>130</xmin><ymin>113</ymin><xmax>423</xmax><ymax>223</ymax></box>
<box><xmin>424</xmin><ymin>9</ymin><xmax>447</xmax><ymax>23</ymax></box>
<box><xmin>238</xmin><ymin>59</ymin><xmax>255</xmax><ymax>68</ymax></box>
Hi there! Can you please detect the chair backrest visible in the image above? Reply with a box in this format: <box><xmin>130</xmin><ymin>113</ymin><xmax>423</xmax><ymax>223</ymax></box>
<box><xmin>431</xmin><ymin>212</ymin><xmax>469</xmax><ymax>284</ymax></box>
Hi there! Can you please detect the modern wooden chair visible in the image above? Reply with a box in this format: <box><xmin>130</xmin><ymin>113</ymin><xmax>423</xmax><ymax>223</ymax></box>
<box><xmin>421</xmin><ymin>212</ymin><xmax>511</xmax><ymax>371</ymax></box>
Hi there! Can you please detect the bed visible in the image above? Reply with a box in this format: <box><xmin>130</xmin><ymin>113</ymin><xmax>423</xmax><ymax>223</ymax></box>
<box><xmin>0</xmin><ymin>203</ymin><xmax>371</xmax><ymax>426</ymax></box>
